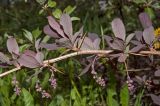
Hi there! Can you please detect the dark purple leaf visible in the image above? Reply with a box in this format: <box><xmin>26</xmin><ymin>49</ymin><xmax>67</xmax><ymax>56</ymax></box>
<box><xmin>93</xmin><ymin>38</ymin><xmax>101</xmax><ymax>50</ymax></box>
<box><xmin>139</xmin><ymin>12</ymin><xmax>152</xmax><ymax>29</ymax></box>
<box><xmin>0</xmin><ymin>63</ymin><xmax>10</xmax><ymax>68</ymax></box>
<box><xmin>43</xmin><ymin>25</ymin><xmax>60</xmax><ymax>38</ymax></box>
<box><xmin>79</xmin><ymin>63</ymin><xmax>91</xmax><ymax>76</ymax></box>
<box><xmin>7</xmin><ymin>37</ymin><xmax>19</xmax><ymax>55</ymax></box>
<box><xmin>143</xmin><ymin>26</ymin><xmax>155</xmax><ymax>45</ymax></box>
<box><xmin>47</xmin><ymin>16</ymin><xmax>66</xmax><ymax>38</ymax></box>
<box><xmin>0</xmin><ymin>52</ymin><xmax>10</xmax><ymax>64</ymax></box>
<box><xmin>80</xmin><ymin>37</ymin><xmax>100</xmax><ymax>50</ymax></box>
<box><xmin>135</xmin><ymin>31</ymin><xmax>143</xmax><ymax>41</ymax></box>
<box><xmin>104</xmin><ymin>35</ymin><xmax>112</xmax><ymax>42</ymax></box>
<box><xmin>110</xmin><ymin>39</ymin><xmax>124</xmax><ymax>51</ymax></box>
<box><xmin>56</xmin><ymin>38</ymin><xmax>72</xmax><ymax>48</ymax></box>
<box><xmin>109</xmin><ymin>53</ymin><xmax>121</xmax><ymax>58</ymax></box>
<box><xmin>104</xmin><ymin>35</ymin><xmax>113</xmax><ymax>47</ymax></box>
<box><xmin>118</xmin><ymin>53</ymin><xmax>127</xmax><ymax>62</ymax></box>
<box><xmin>70</xmin><ymin>26</ymin><xmax>83</xmax><ymax>45</ymax></box>
<box><xmin>18</xmin><ymin>53</ymin><xmax>40</xmax><ymax>68</ymax></box>
<box><xmin>111</xmin><ymin>18</ymin><xmax>126</xmax><ymax>41</ymax></box>
<box><xmin>150</xmin><ymin>94</ymin><xmax>160</xmax><ymax>105</ymax></box>
<box><xmin>60</xmin><ymin>14</ymin><xmax>73</xmax><ymax>38</ymax></box>
<box><xmin>130</xmin><ymin>45</ymin><xmax>144</xmax><ymax>52</ymax></box>
<box><xmin>40</xmin><ymin>43</ymin><xmax>59</xmax><ymax>50</ymax></box>
<box><xmin>154</xmin><ymin>70</ymin><xmax>160</xmax><ymax>77</ymax></box>
<box><xmin>88</xmin><ymin>33</ymin><xmax>99</xmax><ymax>41</ymax></box>
<box><xmin>130</xmin><ymin>40</ymin><xmax>142</xmax><ymax>46</ymax></box>
<box><xmin>74</xmin><ymin>26</ymin><xmax>83</xmax><ymax>38</ymax></box>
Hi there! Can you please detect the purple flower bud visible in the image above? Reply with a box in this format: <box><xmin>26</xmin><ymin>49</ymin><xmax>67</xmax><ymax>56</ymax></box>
<box><xmin>49</xmin><ymin>76</ymin><xmax>57</xmax><ymax>89</ymax></box>
<box><xmin>14</xmin><ymin>86</ymin><xmax>21</xmax><ymax>96</ymax></box>
<box><xmin>42</xmin><ymin>90</ymin><xmax>51</xmax><ymax>98</ymax></box>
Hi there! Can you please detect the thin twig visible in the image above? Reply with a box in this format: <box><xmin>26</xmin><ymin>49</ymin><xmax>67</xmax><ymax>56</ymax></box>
<box><xmin>0</xmin><ymin>50</ymin><xmax>113</xmax><ymax>78</ymax></box>
<box><xmin>0</xmin><ymin>67</ymin><xmax>21</xmax><ymax>78</ymax></box>
<box><xmin>1</xmin><ymin>50</ymin><xmax>160</xmax><ymax>78</ymax></box>
<box><xmin>127</xmin><ymin>68</ymin><xmax>151</xmax><ymax>72</ymax></box>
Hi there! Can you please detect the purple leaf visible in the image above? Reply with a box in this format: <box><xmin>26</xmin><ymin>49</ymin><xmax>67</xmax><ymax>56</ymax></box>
<box><xmin>35</xmin><ymin>52</ymin><xmax>44</xmax><ymax>64</ymax></box>
<box><xmin>79</xmin><ymin>63</ymin><xmax>91</xmax><ymax>76</ymax></box>
<box><xmin>88</xmin><ymin>33</ymin><xmax>99</xmax><ymax>41</ymax></box>
<box><xmin>80</xmin><ymin>37</ymin><xmax>93</xmax><ymax>50</ymax></box>
<box><xmin>104</xmin><ymin>35</ymin><xmax>113</xmax><ymax>47</ymax></box>
<box><xmin>80</xmin><ymin>37</ymin><xmax>100</xmax><ymax>50</ymax></box>
<box><xmin>110</xmin><ymin>39</ymin><xmax>124</xmax><ymax>51</ymax></box>
<box><xmin>0</xmin><ymin>52</ymin><xmax>10</xmax><ymax>64</ymax></box>
<box><xmin>56</xmin><ymin>38</ymin><xmax>72</xmax><ymax>48</ymax></box>
<box><xmin>143</xmin><ymin>26</ymin><xmax>155</xmax><ymax>45</ymax></box>
<box><xmin>135</xmin><ymin>31</ymin><xmax>143</xmax><ymax>41</ymax></box>
<box><xmin>104</xmin><ymin>35</ymin><xmax>112</xmax><ymax>42</ymax></box>
<box><xmin>7</xmin><ymin>37</ymin><xmax>19</xmax><ymax>55</ymax></box>
<box><xmin>154</xmin><ymin>70</ymin><xmax>160</xmax><ymax>77</ymax></box>
<box><xmin>0</xmin><ymin>63</ymin><xmax>10</xmax><ymax>68</ymax></box>
<box><xmin>150</xmin><ymin>94</ymin><xmax>160</xmax><ymax>105</ymax></box>
<box><xmin>74</xmin><ymin>26</ymin><xmax>83</xmax><ymax>38</ymax></box>
<box><xmin>111</xmin><ymin>18</ymin><xmax>126</xmax><ymax>41</ymax></box>
<box><xmin>23</xmin><ymin>50</ymin><xmax>36</xmax><ymax>57</ymax></box>
<box><xmin>43</xmin><ymin>25</ymin><xmax>60</xmax><ymax>38</ymax></box>
<box><xmin>139</xmin><ymin>12</ymin><xmax>152</xmax><ymax>29</ymax></box>
<box><xmin>40</xmin><ymin>43</ymin><xmax>59</xmax><ymax>50</ymax></box>
<box><xmin>93</xmin><ymin>38</ymin><xmax>101</xmax><ymax>50</ymax></box>
<box><xmin>73</xmin><ymin>26</ymin><xmax>84</xmax><ymax>43</ymax></box>
<box><xmin>18</xmin><ymin>53</ymin><xmax>40</xmax><ymax>68</ymax></box>
<box><xmin>60</xmin><ymin>14</ymin><xmax>73</xmax><ymax>38</ymax></box>
<box><xmin>131</xmin><ymin>40</ymin><xmax>142</xmax><ymax>46</ymax></box>
<box><xmin>130</xmin><ymin>45</ymin><xmax>144</xmax><ymax>52</ymax></box>
<box><xmin>47</xmin><ymin>16</ymin><xmax>66</xmax><ymax>38</ymax></box>
<box><xmin>118</xmin><ymin>53</ymin><xmax>127</xmax><ymax>62</ymax></box>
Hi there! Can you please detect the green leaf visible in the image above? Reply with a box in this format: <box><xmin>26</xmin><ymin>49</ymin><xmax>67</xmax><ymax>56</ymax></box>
<box><xmin>144</xmin><ymin>7</ymin><xmax>155</xmax><ymax>20</ymax></box>
<box><xmin>71</xmin><ymin>17</ymin><xmax>80</xmax><ymax>21</ymax></box>
<box><xmin>23</xmin><ymin>29</ymin><xmax>33</xmax><ymax>43</ymax></box>
<box><xmin>36</xmin><ymin>0</ymin><xmax>46</xmax><ymax>5</ymax></box>
<box><xmin>22</xmin><ymin>88</ymin><xmax>34</xmax><ymax>106</ymax></box>
<box><xmin>48</xmin><ymin>0</ymin><xmax>56</xmax><ymax>8</ymax></box>
<box><xmin>132</xmin><ymin>0</ymin><xmax>146</xmax><ymax>4</ymax></box>
<box><xmin>120</xmin><ymin>84</ymin><xmax>129</xmax><ymax>106</ymax></box>
<box><xmin>64</xmin><ymin>6</ymin><xmax>76</xmax><ymax>14</ymax></box>
<box><xmin>39</xmin><ymin>9</ymin><xmax>44</xmax><ymax>15</ymax></box>
<box><xmin>32</xmin><ymin>28</ymin><xmax>42</xmax><ymax>39</ymax></box>
<box><xmin>19</xmin><ymin>44</ymin><xmax>31</xmax><ymax>52</ymax></box>
<box><xmin>107</xmin><ymin>88</ymin><xmax>119</xmax><ymax>106</ymax></box>
<box><xmin>42</xmin><ymin>35</ymin><xmax>50</xmax><ymax>43</ymax></box>
<box><xmin>52</xmin><ymin>9</ymin><xmax>62</xmax><ymax>19</ymax></box>
<box><xmin>41</xmin><ymin>73</ymin><xmax>49</xmax><ymax>88</ymax></box>
<box><xmin>134</xmin><ymin>89</ymin><xmax>144</xmax><ymax>106</ymax></box>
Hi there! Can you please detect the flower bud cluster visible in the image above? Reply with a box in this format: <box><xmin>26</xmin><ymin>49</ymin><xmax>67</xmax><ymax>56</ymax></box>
<box><xmin>11</xmin><ymin>76</ymin><xmax>21</xmax><ymax>96</ymax></box>
<box><xmin>49</xmin><ymin>75</ymin><xmax>57</xmax><ymax>89</ymax></box>
<box><xmin>91</xmin><ymin>70</ymin><xmax>106</xmax><ymax>87</ymax></box>
<box><xmin>35</xmin><ymin>81</ymin><xmax>51</xmax><ymax>98</ymax></box>
<box><xmin>126</xmin><ymin>77</ymin><xmax>135</xmax><ymax>94</ymax></box>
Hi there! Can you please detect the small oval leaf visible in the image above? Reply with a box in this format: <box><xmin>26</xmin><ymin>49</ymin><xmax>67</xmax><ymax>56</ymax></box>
<box><xmin>7</xmin><ymin>37</ymin><xmax>19</xmax><ymax>55</ymax></box>
<box><xmin>111</xmin><ymin>18</ymin><xmax>126</xmax><ymax>41</ymax></box>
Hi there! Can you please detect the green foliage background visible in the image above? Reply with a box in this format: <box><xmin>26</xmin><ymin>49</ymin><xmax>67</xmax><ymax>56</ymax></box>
<box><xmin>0</xmin><ymin>0</ymin><xmax>160</xmax><ymax>105</ymax></box>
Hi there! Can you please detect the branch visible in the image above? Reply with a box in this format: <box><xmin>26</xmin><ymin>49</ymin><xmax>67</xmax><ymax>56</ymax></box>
<box><xmin>0</xmin><ymin>67</ymin><xmax>21</xmax><ymax>78</ymax></box>
<box><xmin>1</xmin><ymin>50</ymin><xmax>160</xmax><ymax>78</ymax></box>
<box><xmin>0</xmin><ymin>50</ymin><xmax>113</xmax><ymax>78</ymax></box>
